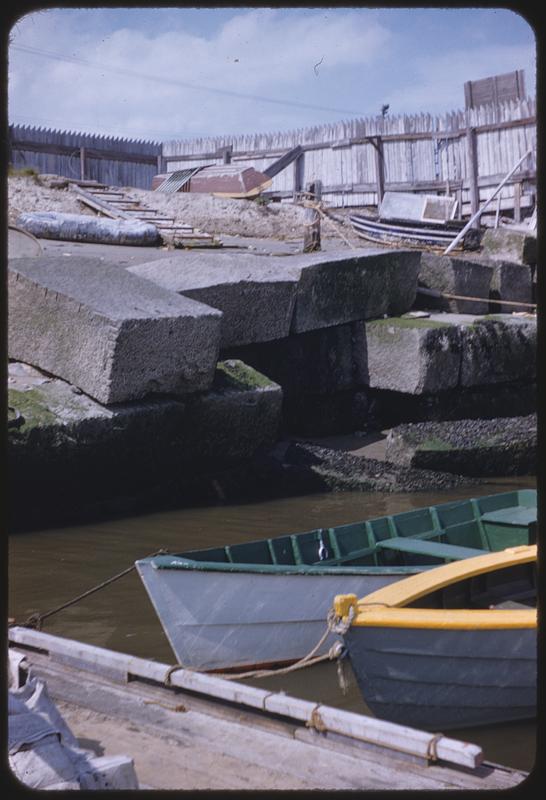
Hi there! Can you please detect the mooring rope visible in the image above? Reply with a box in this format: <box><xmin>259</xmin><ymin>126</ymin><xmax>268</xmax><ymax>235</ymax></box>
<box><xmin>164</xmin><ymin>605</ymin><xmax>355</xmax><ymax>684</ymax></box>
<box><xmin>16</xmin><ymin>549</ymin><xmax>168</xmax><ymax>631</ymax></box>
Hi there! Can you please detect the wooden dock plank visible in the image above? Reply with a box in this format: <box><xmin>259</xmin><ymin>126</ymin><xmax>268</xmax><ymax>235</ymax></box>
<box><xmin>13</xmin><ymin>650</ymin><xmax>521</xmax><ymax>791</ymax></box>
<box><xmin>8</xmin><ymin>629</ymin><xmax>527</xmax><ymax>791</ymax></box>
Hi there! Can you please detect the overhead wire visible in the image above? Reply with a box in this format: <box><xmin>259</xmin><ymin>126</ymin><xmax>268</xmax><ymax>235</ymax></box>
<box><xmin>10</xmin><ymin>43</ymin><xmax>366</xmax><ymax>117</ymax></box>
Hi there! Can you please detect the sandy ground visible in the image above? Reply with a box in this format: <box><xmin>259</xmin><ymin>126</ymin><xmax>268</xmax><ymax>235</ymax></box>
<box><xmin>8</xmin><ymin>173</ymin><xmax>364</xmax><ymax>244</ymax></box>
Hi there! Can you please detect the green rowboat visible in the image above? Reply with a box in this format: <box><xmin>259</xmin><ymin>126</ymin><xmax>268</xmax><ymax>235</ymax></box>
<box><xmin>136</xmin><ymin>489</ymin><xmax>536</xmax><ymax>672</ymax></box>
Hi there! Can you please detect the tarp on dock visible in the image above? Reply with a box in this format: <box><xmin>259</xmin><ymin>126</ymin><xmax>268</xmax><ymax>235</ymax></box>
<box><xmin>8</xmin><ymin>650</ymin><xmax>139</xmax><ymax>791</ymax></box>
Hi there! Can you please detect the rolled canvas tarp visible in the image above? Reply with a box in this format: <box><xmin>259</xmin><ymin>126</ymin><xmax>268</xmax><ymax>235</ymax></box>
<box><xmin>16</xmin><ymin>211</ymin><xmax>161</xmax><ymax>246</ymax></box>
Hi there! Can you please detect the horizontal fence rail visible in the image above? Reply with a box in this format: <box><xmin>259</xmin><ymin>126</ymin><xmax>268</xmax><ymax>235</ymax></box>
<box><xmin>9</xmin><ymin>98</ymin><xmax>536</xmax><ymax>214</ymax></box>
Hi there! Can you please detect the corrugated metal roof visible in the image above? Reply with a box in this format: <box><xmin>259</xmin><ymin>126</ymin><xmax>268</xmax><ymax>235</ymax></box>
<box><xmin>155</xmin><ymin>167</ymin><xmax>204</xmax><ymax>193</ymax></box>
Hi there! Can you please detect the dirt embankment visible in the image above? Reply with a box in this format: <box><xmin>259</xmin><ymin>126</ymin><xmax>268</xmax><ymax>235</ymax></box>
<box><xmin>8</xmin><ymin>173</ymin><xmax>347</xmax><ymax>241</ymax></box>
<box><xmin>8</xmin><ymin>175</ymin><xmax>95</xmax><ymax>226</ymax></box>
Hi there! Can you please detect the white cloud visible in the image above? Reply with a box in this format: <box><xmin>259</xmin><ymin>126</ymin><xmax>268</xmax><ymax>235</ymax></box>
<box><xmin>386</xmin><ymin>43</ymin><xmax>536</xmax><ymax>114</ymax></box>
<box><xmin>8</xmin><ymin>8</ymin><xmax>392</xmax><ymax>138</ymax></box>
<box><xmin>7</xmin><ymin>8</ymin><xmax>535</xmax><ymax>141</ymax></box>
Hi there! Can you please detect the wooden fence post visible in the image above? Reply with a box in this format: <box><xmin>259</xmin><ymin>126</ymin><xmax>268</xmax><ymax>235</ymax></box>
<box><xmin>513</xmin><ymin>181</ymin><xmax>521</xmax><ymax>222</ymax></box>
<box><xmin>218</xmin><ymin>146</ymin><xmax>232</xmax><ymax>164</ymax></box>
<box><xmin>456</xmin><ymin>189</ymin><xmax>463</xmax><ymax>220</ymax></box>
<box><xmin>79</xmin><ymin>147</ymin><xmax>86</xmax><ymax>182</ymax></box>
<box><xmin>303</xmin><ymin>180</ymin><xmax>321</xmax><ymax>252</ymax></box>
<box><xmin>292</xmin><ymin>152</ymin><xmax>305</xmax><ymax>201</ymax></box>
<box><xmin>466</xmin><ymin>127</ymin><xmax>480</xmax><ymax>228</ymax></box>
<box><xmin>373</xmin><ymin>136</ymin><xmax>385</xmax><ymax>207</ymax></box>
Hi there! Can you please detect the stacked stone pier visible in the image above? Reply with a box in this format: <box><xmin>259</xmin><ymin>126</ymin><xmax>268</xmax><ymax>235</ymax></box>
<box><xmin>7</xmin><ymin>242</ymin><xmax>536</xmax><ymax>527</ymax></box>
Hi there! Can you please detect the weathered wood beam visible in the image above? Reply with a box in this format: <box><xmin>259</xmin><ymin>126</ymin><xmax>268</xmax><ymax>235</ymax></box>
<box><xmin>263</xmin><ymin>146</ymin><xmax>303</xmax><ymax>179</ymax></box>
<box><xmin>262</xmin><ymin>171</ymin><xmax>535</xmax><ymax>201</ymax></box>
<box><xmin>10</xmin><ymin>140</ymin><xmax>158</xmax><ymax>165</ymax></box>
<box><xmin>161</xmin><ymin>116</ymin><xmax>535</xmax><ymax>164</ymax></box>
<box><xmin>373</xmin><ymin>137</ymin><xmax>385</xmax><ymax>204</ymax></box>
<box><xmin>79</xmin><ymin>146</ymin><xmax>86</xmax><ymax>182</ymax></box>
<box><xmin>466</xmin><ymin>127</ymin><xmax>480</xmax><ymax>225</ymax></box>
<box><xmin>71</xmin><ymin>185</ymin><xmax>133</xmax><ymax>219</ymax></box>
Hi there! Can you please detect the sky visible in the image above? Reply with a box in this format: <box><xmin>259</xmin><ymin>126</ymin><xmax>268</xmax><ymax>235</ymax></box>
<box><xmin>7</xmin><ymin>6</ymin><xmax>537</xmax><ymax>143</ymax></box>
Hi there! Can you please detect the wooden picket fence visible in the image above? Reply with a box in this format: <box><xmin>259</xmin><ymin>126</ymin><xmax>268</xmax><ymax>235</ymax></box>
<box><xmin>162</xmin><ymin>97</ymin><xmax>536</xmax><ymax>216</ymax></box>
<box><xmin>9</xmin><ymin>125</ymin><xmax>161</xmax><ymax>190</ymax></box>
<box><xmin>9</xmin><ymin>97</ymin><xmax>536</xmax><ymax>215</ymax></box>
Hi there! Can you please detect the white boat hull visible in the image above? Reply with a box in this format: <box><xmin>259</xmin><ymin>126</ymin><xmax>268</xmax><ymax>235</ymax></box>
<box><xmin>135</xmin><ymin>562</ymin><xmax>403</xmax><ymax>671</ymax></box>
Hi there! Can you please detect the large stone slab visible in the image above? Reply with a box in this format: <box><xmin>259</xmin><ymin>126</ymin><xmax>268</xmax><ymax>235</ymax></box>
<box><xmin>459</xmin><ymin>315</ymin><xmax>536</xmax><ymax>387</ymax></box>
<box><xmin>8</xmin><ymin>256</ymin><xmax>222</xmax><ymax>404</ymax></box>
<box><xmin>488</xmin><ymin>261</ymin><xmax>533</xmax><ymax>313</ymax></box>
<box><xmin>419</xmin><ymin>254</ymin><xmax>494</xmax><ymax>314</ymax></box>
<box><xmin>366</xmin><ymin>381</ymin><xmax>536</xmax><ymax>430</ymax></box>
<box><xmin>129</xmin><ymin>252</ymin><xmax>301</xmax><ymax>347</ymax></box>
<box><xmin>480</xmin><ymin>227</ymin><xmax>537</xmax><ymax>265</ymax></box>
<box><xmin>361</xmin><ymin>318</ymin><xmax>462</xmax><ymax>394</ymax></box>
<box><xmin>288</xmin><ymin>248</ymin><xmax>421</xmax><ymax>333</ymax></box>
<box><xmin>359</xmin><ymin>311</ymin><xmax>536</xmax><ymax>396</ymax></box>
<box><xmin>224</xmin><ymin>322</ymin><xmax>371</xmax><ymax>435</ymax></box>
<box><xmin>8</xmin><ymin>359</ymin><xmax>282</xmax><ymax>529</ymax></box>
<box><xmin>225</xmin><ymin>324</ymin><xmax>357</xmax><ymax>398</ymax></box>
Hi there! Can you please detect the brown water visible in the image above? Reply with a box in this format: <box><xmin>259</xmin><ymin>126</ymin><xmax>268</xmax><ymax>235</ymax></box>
<box><xmin>9</xmin><ymin>477</ymin><xmax>537</xmax><ymax>772</ymax></box>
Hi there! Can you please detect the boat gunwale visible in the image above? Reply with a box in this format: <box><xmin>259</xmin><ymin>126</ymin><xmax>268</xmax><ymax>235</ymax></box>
<box><xmin>335</xmin><ymin>545</ymin><xmax>537</xmax><ymax>630</ymax></box>
<box><xmin>138</xmin><ymin>491</ymin><xmax>536</xmax><ymax>577</ymax></box>
<box><xmin>342</xmin><ymin>605</ymin><xmax>536</xmax><ymax>630</ymax></box>
<box><xmin>137</xmin><ymin>557</ymin><xmax>428</xmax><ymax>577</ymax></box>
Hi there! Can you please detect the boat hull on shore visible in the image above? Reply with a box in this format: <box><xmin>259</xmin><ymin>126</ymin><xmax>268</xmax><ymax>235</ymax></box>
<box><xmin>349</xmin><ymin>213</ymin><xmax>481</xmax><ymax>250</ymax></box>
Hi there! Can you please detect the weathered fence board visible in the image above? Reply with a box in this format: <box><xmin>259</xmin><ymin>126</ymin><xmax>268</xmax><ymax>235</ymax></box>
<box><xmin>9</xmin><ymin>98</ymin><xmax>535</xmax><ymax>209</ymax></box>
<box><xmin>9</xmin><ymin>125</ymin><xmax>161</xmax><ymax>189</ymax></box>
<box><xmin>162</xmin><ymin>98</ymin><xmax>536</xmax><ymax>210</ymax></box>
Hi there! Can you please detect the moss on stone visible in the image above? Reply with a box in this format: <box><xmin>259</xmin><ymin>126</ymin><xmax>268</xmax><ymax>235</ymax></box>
<box><xmin>215</xmin><ymin>359</ymin><xmax>275</xmax><ymax>391</ymax></box>
<box><xmin>8</xmin><ymin>388</ymin><xmax>58</xmax><ymax>429</ymax></box>
<box><xmin>417</xmin><ymin>437</ymin><xmax>454</xmax><ymax>451</ymax></box>
<box><xmin>369</xmin><ymin>317</ymin><xmax>453</xmax><ymax>330</ymax></box>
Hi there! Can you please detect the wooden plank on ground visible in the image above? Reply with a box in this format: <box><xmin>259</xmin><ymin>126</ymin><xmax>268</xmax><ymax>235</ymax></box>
<box><xmin>71</xmin><ymin>185</ymin><xmax>132</xmax><ymax>220</ymax></box>
<box><xmin>9</xmin><ymin>645</ymin><xmax>526</xmax><ymax>791</ymax></box>
<box><xmin>8</xmin><ymin>626</ymin><xmax>512</xmax><ymax>776</ymax></box>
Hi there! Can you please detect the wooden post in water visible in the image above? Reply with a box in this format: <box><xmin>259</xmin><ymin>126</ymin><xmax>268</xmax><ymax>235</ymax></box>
<box><xmin>303</xmin><ymin>180</ymin><xmax>321</xmax><ymax>252</ymax></box>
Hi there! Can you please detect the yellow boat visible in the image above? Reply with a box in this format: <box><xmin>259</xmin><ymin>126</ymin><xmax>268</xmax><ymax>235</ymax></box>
<box><xmin>333</xmin><ymin>545</ymin><xmax>537</xmax><ymax>730</ymax></box>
